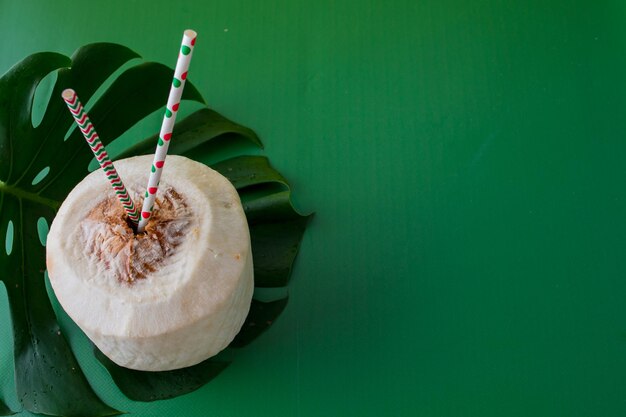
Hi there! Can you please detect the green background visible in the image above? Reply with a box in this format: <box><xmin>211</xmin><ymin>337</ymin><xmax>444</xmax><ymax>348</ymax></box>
<box><xmin>1</xmin><ymin>0</ymin><xmax>626</xmax><ymax>416</ymax></box>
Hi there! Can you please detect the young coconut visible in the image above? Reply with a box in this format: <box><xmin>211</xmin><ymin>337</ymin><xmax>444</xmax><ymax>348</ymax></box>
<box><xmin>46</xmin><ymin>155</ymin><xmax>254</xmax><ymax>371</ymax></box>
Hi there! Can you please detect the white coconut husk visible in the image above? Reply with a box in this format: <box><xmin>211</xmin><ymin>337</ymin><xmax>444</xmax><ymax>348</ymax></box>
<box><xmin>47</xmin><ymin>155</ymin><xmax>253</xmax><ymax>371</ymax></box>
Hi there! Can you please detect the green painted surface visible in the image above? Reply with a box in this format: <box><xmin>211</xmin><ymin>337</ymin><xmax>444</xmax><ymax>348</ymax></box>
<box><xmin>1</xmin><ymin>0</ymin><xmax>626</xmax><ymax>416</ymax></box>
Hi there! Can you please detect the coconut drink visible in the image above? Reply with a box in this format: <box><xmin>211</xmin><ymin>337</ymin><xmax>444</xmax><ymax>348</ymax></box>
<box><xmin>46</xmin><ymin>31</ymin><xmax>254</xmax><ymax>371</ymax></box>
<box><xmin>46</xmin><ymin>155</ymin><xmax>254</xmax><ymax>371</ymax></box>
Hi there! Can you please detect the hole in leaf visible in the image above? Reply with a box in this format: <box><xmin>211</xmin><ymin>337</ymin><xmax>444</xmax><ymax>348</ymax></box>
<box><xmin>37</xmin><ymin>218</ymin><xmax>49</xmax><ymax>247</ymax></box>
<box><xmin>83</xmin><ymin>58</ymin><xmax>141</xmax><ymax>111</ymax></box>
<box><xmin>63</xmin><ymin>57</ymin><xmax>142</xmax><ymax>143</ymax></box>
<box><xmin>181</xmin><ymin>132</ymin><xmax>263</xmax><ymax>166</ymax></box>
<box><xmin>5</xmin><ymin>220</ymin><xmax>14</xmax><ymax>255</ymax></box>
<box><xmin>252</xmin><ymin>287</ymin><xmax>289</xmax><ymax>302</ymax></box>
<box><xmin>63</xmin><ymin>123</ymin><xmax>77</xmax><ymax>142</ymax></box>
<box><xmin>88</xmin><ymin>156</ymin><xmax>100</xmax><ymax>173</ymax></box>
<box><xmin>31</xmin><ymin>70</ymin><xmax>58</xmax><ymax>129</ymax></box>
<box><xmin>102</xmin><ymin>106</ymin><xmax>163</xmax><ymax>165</ymax></box>
<box><xmin>31</xmin><ymin>166</ymin><xmax>51</xmax><ymax>185</ymax></box>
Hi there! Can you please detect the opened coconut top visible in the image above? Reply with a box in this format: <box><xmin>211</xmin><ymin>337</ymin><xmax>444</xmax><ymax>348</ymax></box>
<box><xmin>47</xmin><ymin>155</ymin><xmax>254</xmax><ymax>368</ymax></box>
<box><xmin>47</xmin><ymin>155</ymin><xmax>252</xmax><ymax>337</ymax></box>
<box><xmin>80</xmin><ymin>187</ymin><xmax>192</xmax><ymax>284</ymax></box>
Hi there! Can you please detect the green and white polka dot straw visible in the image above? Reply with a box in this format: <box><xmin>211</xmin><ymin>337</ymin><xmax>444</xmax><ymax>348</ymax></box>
<box><xmin>137</xmin><ymin>29</ymin><xmax>197</xmax><ymax>233</ymax></box>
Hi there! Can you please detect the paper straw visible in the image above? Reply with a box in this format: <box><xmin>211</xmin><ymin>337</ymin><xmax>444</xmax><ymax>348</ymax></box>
<box><xmin>62</xmin><ymin>89</ymin><xmax>140</xmax><ymax>225</ymax></box>
<box><xmin>136</xmin><ymin>29</ymin><xmax>197</xmax><ymax>233</ymax></box>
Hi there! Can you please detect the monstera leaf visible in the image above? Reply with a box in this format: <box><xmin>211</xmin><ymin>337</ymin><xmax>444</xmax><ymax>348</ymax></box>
<box><xmin>0</xmin><ymin>44</ymin><xmax>309</xmax><ymax>414</ymax></box>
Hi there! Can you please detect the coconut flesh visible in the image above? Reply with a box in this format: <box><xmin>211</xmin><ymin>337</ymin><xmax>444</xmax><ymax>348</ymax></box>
<box><xmin>46</xmin><ymin>155</ymin><xmax>254</xmax><ymax>371</ymax></box>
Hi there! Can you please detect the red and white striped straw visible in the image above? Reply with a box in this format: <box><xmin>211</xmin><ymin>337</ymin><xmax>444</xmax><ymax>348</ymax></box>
<box><xmin>136</xmin><ymin>29</ymin><xmax>197</xmax><ymax>233</ymax></box>
<box><xmin>62</xmin><ymin>89</ymin><xmax>140</xmax><ymax>224</ymax></box>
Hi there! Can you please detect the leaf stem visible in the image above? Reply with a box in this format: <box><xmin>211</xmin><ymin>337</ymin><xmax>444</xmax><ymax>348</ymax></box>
<box><xmin>0</xmin><ymin>180</ymin><xmax>61</xmax><ymax>210</ymax></box>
